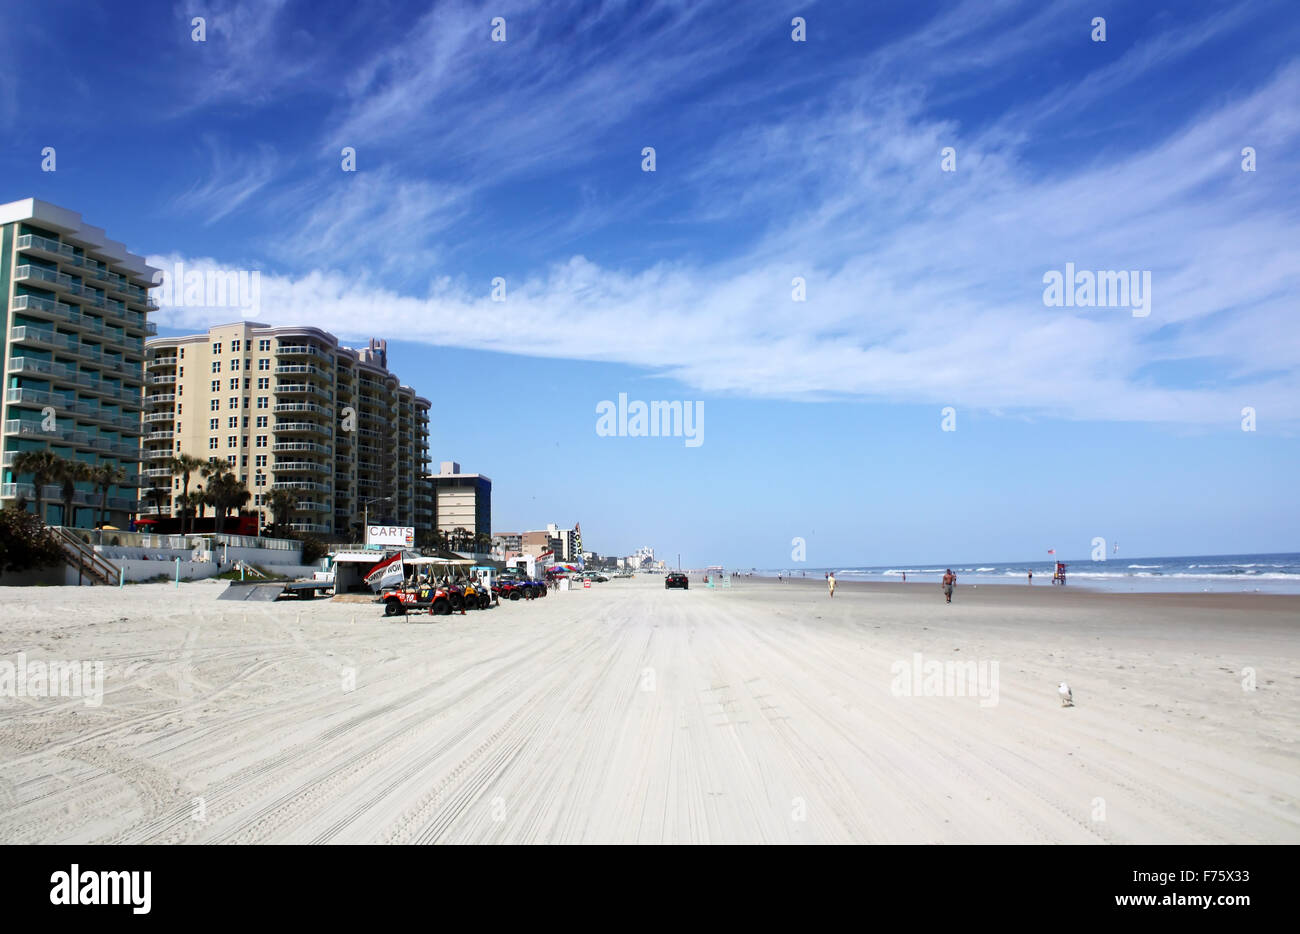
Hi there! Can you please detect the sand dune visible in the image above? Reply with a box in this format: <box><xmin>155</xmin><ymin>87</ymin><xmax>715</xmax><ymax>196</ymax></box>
<box><xmin>0</xmin><ymin>575</ymin><xmax>1296</xmax><ymax>843</ymax></box>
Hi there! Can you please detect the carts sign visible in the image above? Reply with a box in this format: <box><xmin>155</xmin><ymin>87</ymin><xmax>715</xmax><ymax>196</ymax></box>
<box><xmin>367</xmin><ymin>525</ymin><xmax>414</xmax><ymax>548</ymax></box>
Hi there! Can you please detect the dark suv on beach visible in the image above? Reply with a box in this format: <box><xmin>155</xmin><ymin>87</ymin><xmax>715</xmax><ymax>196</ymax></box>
<box><xmin>665</xmin><ymin>573</ymin><xmax>689</xmax><ymax>590</ymax></box>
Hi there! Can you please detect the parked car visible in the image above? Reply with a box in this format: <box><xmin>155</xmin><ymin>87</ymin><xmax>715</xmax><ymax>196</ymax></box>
<box><xmin>665</xmin><ymin>573</ymin><xmax>689</xmax><ymax>590</ymax></box>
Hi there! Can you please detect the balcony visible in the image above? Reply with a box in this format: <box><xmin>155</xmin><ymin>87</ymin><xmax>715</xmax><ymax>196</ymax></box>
<box><xmin>13</xmin><ymin>264</ymin><xmax>75</xmax><ymax>293</ymax></box>
<box><xmin>275</xmin><ymin>382</ymin><xmax>332</xmax><ymax>401</ymax></box>
<box><xmin>271</xmin><ymin>441</ymin><xmax>332</xmax><ymax>456</ymax></box>
<box><xmin>274</xmin><ymin>364</ymin><xmax>330</xmax><ymax>380</ymax></box>
<box><xmin>146</xmin><ymin>355</ymin><xmax>178</xmax><ymax>369</ymax></box>
<box><xmin>274</xmin><ymin>421</ymin><xmax>330</xmax><ymax>436</ymax></box>
<box><xmin>143</xmin><ymin>393</ymin><xmax>176</xmax><ymax>407</ymax></box>
<box><xmin>276</xmin><ymin>345</ymin><xmax>323</xmax><ymax>358</ymax></box>
<box><xmin>10</xmin><ymin>295</ymin><xmax>104</xmax><ymax>336</ymax></box>
<box><xmin>272</xmin><ymin>402</ymin><xmax>332</xmax><ymax>418</ymax></box>
<box><xmin>289</xmin><ymin>521</ymin><xmax>331</xmax><ymax>534</ymax></box>
<box><xmin>271</xmin><ymin>480</ymin><xmax>330</xmax><ymax>493</ymax></box>
<box><xmin>273</xmin><ymin>461</ymin><xmax>330</xmax><ymax>474</ymax></box>
<box><xmin>141</xmin><ymin>467</ymin><xmax>173</xmax><ymax>479</ymax></box>
<box><xmin>147</xmin><ymin>373</ymin><xmax>176</xmax><ymax>385</ymax></box>
<box><xmin>143</xmin><ymin>412</ymin><xmax>175</xmax><ymax>424</ymax></box>
<box><xmin>144</xmin><ymin>448</ymin><xmax>174</xmax><ymax>461</ymax></box>
<box><xmin>294</xmin><ymin>501</ymin><xmax>329</xmax><ymax>513</ymax></box>
<box><xmin>145</xmin><ymin>430</ymin><xmax>174</xmax><ymax>442</ymax></box>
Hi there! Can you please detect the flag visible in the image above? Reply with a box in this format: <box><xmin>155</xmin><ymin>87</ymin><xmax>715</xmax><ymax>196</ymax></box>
<box><xmin>364</xmin><ymin>553</ymin><xmax>404</xmax><ymax>591</ymax></box>
<box><xmin>1047</xmin><ymin>549</ymin><xmax>1055</xmax><ymax>554</ymax></box>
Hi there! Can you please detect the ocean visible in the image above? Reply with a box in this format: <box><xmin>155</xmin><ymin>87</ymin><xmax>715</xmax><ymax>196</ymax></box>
<box><xmin>751</xmin><ymin>553</ymin><xmax>1300</xmax><ymax>594</ymax></box>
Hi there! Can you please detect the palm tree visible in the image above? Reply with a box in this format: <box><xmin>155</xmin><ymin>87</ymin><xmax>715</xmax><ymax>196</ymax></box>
<box><xmin>265</xmin><ymin>489</ymin><xmax>297</xmax><ymax>536</ymax></box>
<box><xmin>168</xmin><ymin>454</ymin><xmax>207</xmax><ymax>534</ymax></box>
<box><xmin>10</xmin><ymin>449</ymin><xmax>63</xmax><ymax>525</ymax></box>
<box><xmin>89</xmin><ymin>462</ymin><xmax>128</xmax><ymax>544</ymax></box>
<box><xmin>207</xmin><ymin>473</ymin><xmax>250</xmax><ymax>534</ymax></box>
<box><xmin>182</xmin><ymin>487</ymin><xmax>207</xmax><ymax>530</ymax></box>
<box><xmin>56</xmin><ymin>458</ymin><xmax>91</xmax><ymax>528</ymax></box>
<box><xmin>474</xmin><ymin>532</ymin><xmax>491</xmax><ymax>555</ymax></box>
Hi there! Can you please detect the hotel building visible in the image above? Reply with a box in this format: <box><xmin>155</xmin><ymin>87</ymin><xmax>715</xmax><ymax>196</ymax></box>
<box><xmin>428</xmin><ymin>461</ymin><xmax>492</xmax><ymax>540</ymax></box>
<box><xmin>143</xmin><ymin>323</ymin><xmax>431</xmax><ymax>537</ymax></box>
<box><xmin>0</xmin><ymin>199</ymin><xmax>157</xmax><ymax>526</ymax></box>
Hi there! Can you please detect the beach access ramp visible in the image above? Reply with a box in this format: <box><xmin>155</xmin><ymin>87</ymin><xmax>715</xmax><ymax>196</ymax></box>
<box><xmin>219</xmin><ymin>580</ymin><xmax>335</xmax><ymax>601</ymax></box>
<box><xmin>219</xmin><ymin>582</ymin><xmax>286</xmax><ymax>601</ymax></box>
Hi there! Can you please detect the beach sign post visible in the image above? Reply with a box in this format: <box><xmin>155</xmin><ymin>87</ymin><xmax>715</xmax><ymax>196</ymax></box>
<box><xmin>175</xmin><ymin>557</ymin><xmax>180</xmax><ymax>589</ymax></box>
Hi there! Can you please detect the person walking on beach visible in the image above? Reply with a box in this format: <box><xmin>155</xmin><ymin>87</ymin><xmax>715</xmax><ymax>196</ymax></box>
<box><xmin>827</xmin><ymin>572</ymin><xmax>836</xmax><ymax>598</ymax></box>
<box><xmin>902</xmin><ymin>571</ymin><xmax>906</xmax><ymax>583</ymax></box>
<box><xmin>1027</xmin><ymin>569</ymin><xmax>1032</xmax><ymax>584</ymax></box>
<box><xmin>942</xmin><ymin>568</ymin><xmax>955</xmax><ymax>604</ymax></box>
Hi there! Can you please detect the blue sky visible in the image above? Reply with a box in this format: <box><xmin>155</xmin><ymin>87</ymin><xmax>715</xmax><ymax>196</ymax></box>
<box><xmin>4</xmin><ymin>0</ymin><xmax>1298</xmax><ymax>566</ymax></box>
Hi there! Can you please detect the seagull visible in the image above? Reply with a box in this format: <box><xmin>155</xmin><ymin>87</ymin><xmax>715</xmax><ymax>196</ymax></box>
<box><xmin>1058</xmin><ymin>682</ymin><xmax>1073</xmax><ymax>707</ymax></box>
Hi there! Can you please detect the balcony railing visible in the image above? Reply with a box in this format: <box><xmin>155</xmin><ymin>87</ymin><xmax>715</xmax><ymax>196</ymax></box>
<box><xmin>272</xmin><ymin>402</ymin><xmax>332</xmax><ymax>417</ymax></box>
<box><xmin>274</xmin><ymin>421</ymin><xmax>330</xmax><ymax>435</ymax></box>
<box><xmin>145</xmin><ymin>430</ymin><xmax>174</xmax><ymax>441</ymax></box>
<box><xmin>144</xmin><ymin>393</ymin><xmax>176</xmax><ymax>406</ymax></box>
<box><xmin>143</xmin><ymin>412</ymin><xmax>175</xmax><ymax>423</ymax></box>
<box><xmin>270</xmin><ymin>480</ymin><xmax>330</xmax><ymax>493</ymax></box>
<box><xmin>276</xmin><ymin>345</ymin><xmax>323</xmax><ymax>358</ymax></box>
<box><xmin>146</xmin><ymin>355</ymin><xmax>179</xmax><ymax>368</ymax></box>
<box><xmin>271</xmin><ymin>441</ymin><xmax>331</xmax><ymax>455</ymax></box>
<box><xmin>273</xmin><ymin>461</ymin><xmax>330</xmax><ymax>474</ymax></box>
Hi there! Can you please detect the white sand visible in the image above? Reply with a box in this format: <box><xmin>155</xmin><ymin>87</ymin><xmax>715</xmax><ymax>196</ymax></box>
<box><xmin>0</xmin><ymin>574</ymin><xmax>1296</xmax><ymax>843</ymax></box>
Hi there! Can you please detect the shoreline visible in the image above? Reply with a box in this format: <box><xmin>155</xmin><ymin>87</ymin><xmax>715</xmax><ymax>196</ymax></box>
<box><xmin>721</xmin><ymin>574</ymin><xmax>1299</xmax><ymax>613</ymax></box>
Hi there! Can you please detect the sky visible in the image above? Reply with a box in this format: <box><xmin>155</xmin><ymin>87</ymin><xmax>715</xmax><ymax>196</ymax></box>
<box><xmin>3</xmin><ymin>0</ymin><xmax>1298</xmax><ymax>567</ymax></box>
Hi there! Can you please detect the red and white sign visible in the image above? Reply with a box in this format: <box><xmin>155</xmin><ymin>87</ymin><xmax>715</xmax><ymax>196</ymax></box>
<box><xmin>583</xmin><ymin>580</ymin><xmax>591</xmax><ymax>589</ymax></box>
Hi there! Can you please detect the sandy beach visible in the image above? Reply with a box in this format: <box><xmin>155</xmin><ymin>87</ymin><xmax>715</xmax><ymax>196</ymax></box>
<box><xmin>0</xmin><ymin>574</ymin><xmax>1296</xmax><ymax>843</ymax></box>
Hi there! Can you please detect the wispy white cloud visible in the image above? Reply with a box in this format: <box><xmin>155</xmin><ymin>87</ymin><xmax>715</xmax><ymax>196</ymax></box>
<box><xmin>148</xmin><ymin>1</ymin><xmax>1300</xmax><ymax>427</ymax></box>
<box><xmin>170</xmin><ymin>136</ymin><xmax>280</xmax><ymax>224</ymax></box>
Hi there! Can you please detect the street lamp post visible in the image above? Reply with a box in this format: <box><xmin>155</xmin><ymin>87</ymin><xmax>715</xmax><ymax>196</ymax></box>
<box><xmin>362</xmin><ymin>496</ymin><xmax>391</xmax><ymax>545</ymax></box>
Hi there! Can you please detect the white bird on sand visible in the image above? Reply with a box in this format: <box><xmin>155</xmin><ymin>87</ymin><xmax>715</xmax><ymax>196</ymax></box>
<box><xmin>1058</xmin><ymin>681</ymin><xmax>1073</xmax><ymax>707</ymax></box>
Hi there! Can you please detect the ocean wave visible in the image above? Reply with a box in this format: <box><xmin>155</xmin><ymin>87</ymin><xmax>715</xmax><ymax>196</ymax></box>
<box><xmin>1070</xmin><ymin>571</ymin><xmax>1300</xmax><ymax>581</ymax></box>
<box><xmin>1128</xmin><ymin>564</ymin><xmax>1161</xmax><ymax>569</ymax></box>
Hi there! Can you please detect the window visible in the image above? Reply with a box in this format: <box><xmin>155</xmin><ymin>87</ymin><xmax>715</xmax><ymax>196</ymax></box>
<box><xmin>178</xmin><ymin>385</ymin><xmax>183</xmax><ymax>396</ymax></box>
<box><xmin>177</xmin><ymin>404</ymin><xmax>182</xmax><ymax>414</ymax></box>
<box><xmin>230</xmin><ymin>378</ymin><xmax>239</xmax><ymax>390</ymax></box>
<box><xmin>242</xmin><ymin>436</ymin><xmax>249</xmax><ymax>448</ymax></box>
<box><xmin>211</xmin><ymin>362</ymin><xmax>220</xmax><ymax>373</ymax></box>
<box><xmin>175</xmin><ymin>479</ymin><xmax>180</xmax><ymax>489</ymax></box>
<box><xmin>179</xmin><ymin>348</ymin><xmax>185</xmax><ymax>358</ymax></box>
<box><xmin>211</xmin><ymin>380</ymin><xmax>219</xmax><ymax>392</ymax></box>
<box><xmin>257</xmin><ymin>397</ymin><xmax>268</xmax><ymax>409</ymax></box>
<box><xmin>254</xmin><ymin>475</ymin><xmax>267</xmax><ymax>488</ymax></box>
<box><xmin>232</xmin><ymin>340</ymin><xmax>241</xmax><ymax>352</ymax></box>
<box><xmin>244</xmin><ymin>359</ymin><xmax>251</xmax><ymax>370</ymax></box>
<box><xmin>212</xmin><ymin>342</ymin><xmax>222</xmax><ymax>354</ymax></box>
<box><xmin>228</xmin><ymin>436</ymin><xmax>237</xmax><ymax>449</ymax></box>
<box><xmin>243</xmin><ymin>416</ymin><xmax>249</xmax><ymax>428</ymax></box>
<box><xmin>241</xmin><ymin>456</ymin><xmax>248</xmax><ymax>467</ymax></box>
<box><xmin>229</xmin><ymin>398</ymin><xmax>237</xmax><ymax>409</ymax></box>
<box><xmin>228</xmin><ymin>416</ymin><xmax>238</xmax><ymax>428</ymax></box>
<box><xmin>244</xmin><ymin>378</ymin><xmax>250</xmax><ymax>390</ymax></box>
<box><xmin>256</xmin><ymin>416</ymin><xmax>267</xmax><ymax>428</ymax></box>
<box><xmin>209</xmin><ymin>399</ymin><xmax>219</xmax><ymax>411</ymax></box>
<box><xmin>209</xmin><ymin>418</ymin><xmax>219</xmax><ymax>430</ymax></box>
<box><xmin>258</xmin><ymin>358</ymin><xmax>270</xmax><ymax>370</ymax></box>
<box><xmin>243</xmin><ymin>398</ymin><xmax>249</xmax><ymax>409</ymax></box>
<box><xmin>257</xmin><ymin>377</ymin><xmax>269</xmax><ymax>389</ymax></box>
<box><xmin>230</xmin><ymin>360</ymin><xmax>239</xmax><ymax>372</ymax></box>
<box><xmin>259</xmin><ymin>339</ymin><xmax>271</xmax><ymax>351</ymax></box>
<box><xmin>178</xmin><ymin>367</ymin><xmax>183</xmax><ymax>376</ymax></box>
<box><xmin>227</xmin><ymin>454</ymin><xmax>237</xmax><ymax>467</ymax></box>
<box><xmin>255</xmin><ymin>455</ymin><xmax>267</xmax><ymax>467</ymax></box>
<box><xmin>256</xmin><ymin>435</ymin><xmax>267</xmax><ymax>448</ymax></box>
<box><xmin>209</xmin><ymin>437</ymin><xmax>219</xmax><ymax>450</ymax></box>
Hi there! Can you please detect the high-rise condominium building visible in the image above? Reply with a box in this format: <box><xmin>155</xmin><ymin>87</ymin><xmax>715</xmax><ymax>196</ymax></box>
<box><xmin>428</xmin><ymin>461</ymin><xmax>492</xmax><ymax>542</ymax></box>
<box><xmin>142</xmin><ymin>323</ymin><xmax>431</xmax><ymax>537</ymax></box>
<box><xmin>0</xmin><ymin>199</ymin><xmax>157</xmax><ymax>527</ymax></box>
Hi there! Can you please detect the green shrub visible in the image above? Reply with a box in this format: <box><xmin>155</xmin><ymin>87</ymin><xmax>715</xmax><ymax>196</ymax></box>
<box><xmin>298</xmin><ymin>534</ymin><xmax>328</xmax><ymax>565</ymax></box>
<box><xmin>0</xmin><ymin>506</ymin><xmax>68</xmax><ymax>574</ymax></box>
